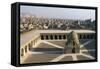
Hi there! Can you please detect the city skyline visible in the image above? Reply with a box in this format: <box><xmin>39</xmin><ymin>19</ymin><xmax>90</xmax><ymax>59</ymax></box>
<box><xmin>20</xmin><ymin>5</ymin><xmax>95</xmax><ymax>20</ymax></box>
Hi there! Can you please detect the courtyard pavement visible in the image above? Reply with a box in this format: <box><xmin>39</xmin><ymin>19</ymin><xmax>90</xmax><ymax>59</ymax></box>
<box><xmin>22</xmin><ymin>39</ymin><xmax>96</xmax><ymax>64</ymax></box>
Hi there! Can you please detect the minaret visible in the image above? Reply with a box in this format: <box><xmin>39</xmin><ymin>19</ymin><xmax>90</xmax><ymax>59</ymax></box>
<box><xmin>64</xmin><ymin>31</ymin><xmax>80</xmax><ymax>54</ymax></box>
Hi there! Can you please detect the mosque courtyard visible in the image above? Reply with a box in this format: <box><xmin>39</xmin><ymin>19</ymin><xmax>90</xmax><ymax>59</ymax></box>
<box><xmin>21</xmin><ymin>38</ymin><xmax>96</xmax><ymax>64</ymax></box>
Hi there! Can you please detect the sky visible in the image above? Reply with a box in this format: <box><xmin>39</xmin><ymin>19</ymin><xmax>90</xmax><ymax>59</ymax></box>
<box><xmin>20</xmin><ymin>5</ymin><xmax>95</xmax><ymax>20</ymax></box>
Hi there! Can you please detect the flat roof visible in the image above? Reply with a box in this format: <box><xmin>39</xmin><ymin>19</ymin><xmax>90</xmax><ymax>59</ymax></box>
<box><xmin>20</xmin><ymin>30</ymin><xmax>95</xmax><ymax>46</ymax></box>
<box><xmin>20</xmin><ymin>30</ymin><xmax>40</xmax><ymax>46</ymax></box>
<box><xmin>37</xmin><ymin>30</ymin><xmax>95</xmax><ymax>34</ymax></box>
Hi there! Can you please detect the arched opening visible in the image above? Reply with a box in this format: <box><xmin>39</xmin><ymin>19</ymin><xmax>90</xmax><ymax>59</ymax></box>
<box><xmin>79</xmin><ymin>35</ymin><xmax>82</xmax><ymax>39</ymax></box>
<box><xmin>59</xmin><ymin>35</ymin><xmax>62</xmax><ymax>39</ymax></box>
<box><xmin>46</xmin><ymin>35</ymin><xmax>48</xmax><ymax>40</ymax></box>
<box><xmin>50</xmin><ymin>35</ymin><xmax>53</xmax><ymax>40</ymax></box>
<box><xmin>41</xmin><ymin>35</ymin><xmax>44</xmax><ymax>40</ymax></box>
<box><xmin>21</xmin><ymin>48</ymin><xmax>24</xmax><ymax>57</ymax></box>
<box><xmin>28</xmin><ymin>43</ymin><xmax>31</xmax><ymax>51</ymax></box>
<box><xmin>55</xmin><ymin>35</ymin><xmax>57</xmax><ymax>39</ymax></box>
<box><xmin>87</xmin><ymin>35</ymin><xmax>90</xmax><ymax>39</ymax></box>
<box><xmin>25</xmin><ymin>46</ymin><xmax>27</xmax><ymax>53</ymax></box>
<box><xmin>83</xmin><ymin>35</ymin><xmax>86</xmax><ymax>39</ymax></box>
<box><xmin>63</xmin><ymin>35</ymin><xmax>66</xmax><ymax>39</ymax></box>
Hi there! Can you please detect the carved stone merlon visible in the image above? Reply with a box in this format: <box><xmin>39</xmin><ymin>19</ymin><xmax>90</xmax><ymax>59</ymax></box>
<box><xmin>64</xmin><ymin>31</ymin><xmax>80</xmax><ymax>54</ymax></box>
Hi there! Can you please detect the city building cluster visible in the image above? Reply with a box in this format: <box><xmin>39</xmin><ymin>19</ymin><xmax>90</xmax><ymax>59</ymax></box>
<box><xmin>20</xmin><ymin>15</ymin><xmax>95</xmax><ymax>33</ymax></box>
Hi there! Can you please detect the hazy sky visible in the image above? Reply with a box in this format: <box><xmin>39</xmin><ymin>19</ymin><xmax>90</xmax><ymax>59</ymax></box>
<box><xmin>20</xmin><ymin>5</ymin><xmax>95</xmax><ymax>20</ymax></box>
